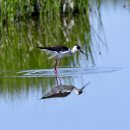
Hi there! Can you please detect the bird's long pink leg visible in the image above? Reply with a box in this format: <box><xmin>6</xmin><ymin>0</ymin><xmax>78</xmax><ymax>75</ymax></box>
<box><xmin>54</xmin><ymin>59</ymin><xmax>62</xmax><ymax>85</ymax></box>
<box><xmin>54</xmin><ymin>59</ymin><xmax>58</xmax><ymax>85</ymax></box>
<box><xmin>57</xmin><ymin>60</ymin><xmax>62</xmax><ymax>85</ymax></box>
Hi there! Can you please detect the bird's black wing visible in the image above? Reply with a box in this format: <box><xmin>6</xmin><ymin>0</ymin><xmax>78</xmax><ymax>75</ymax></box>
<box><xmin>40</xmin><ymin>92</ymin><xmax>70</xmax><ymax>99</ymax></box>
<box><xmin>37</xmin><ymin>46</ymin><xmax>69</xmax><ymax>52</ymax></box>
<box><xmin>40</xmin><ymin>85</ymin><xmax>73</xmax><ymax>99</ymax></box>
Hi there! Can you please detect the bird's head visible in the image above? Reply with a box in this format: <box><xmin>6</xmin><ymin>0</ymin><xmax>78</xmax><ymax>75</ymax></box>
<box><xmin>77</xmin><ymin>86</ymin><xmax>86</xmax><ymax>95</ymax></box>
<box><xmin>71</xmin><ymin>45</ymin><xmax>85</xmax><ymax>55</ymax></box>
<box><xmin>73</xmin><ymin>87</ymin><xmax>84</xmax><ymax>95</ymax></box>
<box><xmin>73</xmin><ymin>82</ymin><xmax>90</xmax><ymax>95</ymax></box>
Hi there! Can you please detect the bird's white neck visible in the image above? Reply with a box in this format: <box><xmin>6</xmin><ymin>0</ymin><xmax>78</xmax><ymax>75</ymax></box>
<box><xmin>73</xmin><ymin>88</ymin><xmax>80</xmax><ymax>95</ymax></box>
<box><xmin>70</xmin><ymin>46</ymin><xmax>78</xmax><ymax>54</ymax></box>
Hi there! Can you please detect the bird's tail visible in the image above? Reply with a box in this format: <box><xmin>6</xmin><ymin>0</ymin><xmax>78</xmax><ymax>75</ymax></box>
<box><xmin>37</xmin><ymin>96</ymin><xmax>46</xmax><ymax>100</ymax></box>
<box><xmin>37</xmin><ymin>46</ymin><xmax>45</xmax><ymax>49</ymax></box>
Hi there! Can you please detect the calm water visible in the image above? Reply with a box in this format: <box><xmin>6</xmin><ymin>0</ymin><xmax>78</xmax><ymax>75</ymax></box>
<box><xmin>1</xmin><ymin>2</ymin><xmax>130</xmax><ymax>130</ymax></box>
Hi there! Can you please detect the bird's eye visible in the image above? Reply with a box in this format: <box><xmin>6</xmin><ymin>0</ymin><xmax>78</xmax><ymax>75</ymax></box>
<box><xmin>77</xmin><ymin>46</ymin><xmax>80</xmax><ymax>50</ymax></box>
<box><xmin>79</xmin><ymin>90</ymin><xmax>82</xmax><ymax>95</ymax></box>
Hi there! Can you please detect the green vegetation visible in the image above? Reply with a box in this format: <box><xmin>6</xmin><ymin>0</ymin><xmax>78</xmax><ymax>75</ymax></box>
<box><xmin>0</xmin><ymin>0</ymin><xmax>109</xmax><ymax>100</ymax></box>
<box><xmin>0</xmin><ymin>0</ymin><xmax>90</xmax><ymax>25</ymax></box>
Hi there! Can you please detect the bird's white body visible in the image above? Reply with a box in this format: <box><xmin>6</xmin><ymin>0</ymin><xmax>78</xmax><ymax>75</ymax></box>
<box><xmin>43</xmin><ymin>49</ymin><xmax>71</xmax><ymax>59</ymax></box>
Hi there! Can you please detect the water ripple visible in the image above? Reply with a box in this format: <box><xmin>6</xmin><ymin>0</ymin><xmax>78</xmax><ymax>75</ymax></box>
<box><xmin>0</xmin><ymin>67</ymin><xmax>126</xmax><ymax>78</ymax></box>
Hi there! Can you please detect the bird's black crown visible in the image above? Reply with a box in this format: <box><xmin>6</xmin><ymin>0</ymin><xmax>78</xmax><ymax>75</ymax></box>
<box><xmin>78</xmin><ymin>90</ymin><xmax>83</xmax><ymax>95</ymax></box>
<box><xmin>76</xmin><ymin>45</ymin><xmax>81</xmax><ymax>50</ymax></box>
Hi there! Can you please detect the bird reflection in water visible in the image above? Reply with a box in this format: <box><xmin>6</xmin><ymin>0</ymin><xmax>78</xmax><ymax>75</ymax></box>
<box><xmin>40</xmin><ymin>76</ymin><xmax>90</xmax><ymax>99</ymax></box>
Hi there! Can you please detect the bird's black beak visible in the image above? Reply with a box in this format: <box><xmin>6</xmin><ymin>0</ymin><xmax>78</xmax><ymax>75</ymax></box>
<box><xmin>80</xmin><ymin>50</ymin><xmax>86</xmax><ymax>55</ymax></box>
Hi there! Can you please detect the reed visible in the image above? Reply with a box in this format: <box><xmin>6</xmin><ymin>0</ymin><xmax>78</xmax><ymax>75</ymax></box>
<box><xmin>0</xmin><ymin>0</ymin><xmax>108</xmax><ymax>100</ymax></box>
<box><xmin>0</xmin><ymin>0</ymin><xmax>92</xmax><ymax>24</ymax></box>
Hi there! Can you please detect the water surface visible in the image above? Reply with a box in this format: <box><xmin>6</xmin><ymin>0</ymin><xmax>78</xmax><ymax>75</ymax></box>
<box><xmin>0</xmin><ymin>1</ymin><xmax>130</xmax><ymax>130</ymax></box>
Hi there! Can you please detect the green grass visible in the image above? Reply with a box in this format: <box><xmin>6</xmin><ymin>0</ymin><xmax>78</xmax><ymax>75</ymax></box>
<box><xmin>0</xmin><ymin>0</ymin><xmax>109</xmax><ymax>100</ymax></box>
<box><xmin>0</xmin><ymin>0</ymin><xmax>91</xmax><ymax>24</ymax></box>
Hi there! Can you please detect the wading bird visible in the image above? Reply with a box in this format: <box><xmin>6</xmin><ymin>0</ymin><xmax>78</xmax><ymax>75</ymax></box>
<box><xmin>37</xmin><ymin>45</ymin><xmax>85</xmax><ymax>76</ymax></box>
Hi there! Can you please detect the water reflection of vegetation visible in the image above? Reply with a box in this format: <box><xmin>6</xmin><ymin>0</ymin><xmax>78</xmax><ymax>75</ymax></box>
<box><xmin>0</xmin><ymin>77</ymin><xmax>55</xmax><ymax>101</ymax></box>
<box><xmin>0</xmin><ymin>15</ymin><xmax>91</xmax><ymax>71</ymax></box>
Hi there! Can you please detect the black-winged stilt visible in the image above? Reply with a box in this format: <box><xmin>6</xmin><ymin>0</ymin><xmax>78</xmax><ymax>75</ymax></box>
<box><xmin>37</xmin><ymin>45</ymin><xmax>85</xmax><ymax>76</ymax></box>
